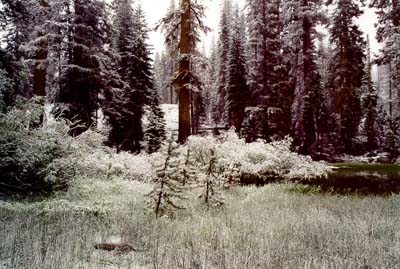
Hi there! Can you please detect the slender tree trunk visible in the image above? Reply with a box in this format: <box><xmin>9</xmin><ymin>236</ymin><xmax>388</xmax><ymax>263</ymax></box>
<box><xmin>178</xmin><ymin>0</ymin><xmax>192</xmax><ymax>143</ymax></box>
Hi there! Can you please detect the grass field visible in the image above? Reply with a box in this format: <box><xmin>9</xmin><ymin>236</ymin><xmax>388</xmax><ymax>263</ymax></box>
<box><xmin>1</xmin><ymin>180</ymin><xmax>399</xmax><ymax>269</ymax></box>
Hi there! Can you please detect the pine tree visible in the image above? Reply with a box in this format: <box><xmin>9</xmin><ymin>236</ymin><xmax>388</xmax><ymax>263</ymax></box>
<box><xmin>0</xmin><ymin>0</ymin><xmax>31</xmax><ymax>61</ymax></box>
<box><xmin>246</xmin><ymin>0</ymin><xmax>292</xmax><ymax>138</ymax></box>
<box><xmin>180</xmin><ymin>148</ymin><xmax>197</xmax><ymax>186</ymax></box>
<box><xmin>45</xmin><ymin>0</ymin><xmax>110</xmax><ymax>136</ymax></box>
<box><xmin>225</xmin><ymin>7</ymin><xmax>249</xmax><ymax>132</ymax></box>
<box><xmin>200</xmin><ymin>149</ymin><xmax>224</xmax><ymax>207</ymax></box>
<box><xmin>191</xmin><ymin>47</ymin><xmax>207</xmax><ymax>134</ymax></box>
<box><xmin>0</xmin><ymin>49</ymin><xmax>16</xmax><ymax>111</ymax></box>
<box><xmin>282</xmin><ymin>0</ymin><xmax>324</xmax><ymax>155</ymax></box>
<box><xmin>383</xmin><ymin>123</ymin><xmax>400</xmax><ymax>157</ymax></box>
<box><xmin>0</xmin><ymin>0</ymin><xmax>33</xmax><ymax>100</ymax></box>
<box><xmin>215</xmin><ymin>0</ymin><xmax>232</xmax><ymax>126</ymax></box>
<box><xmin>0</xmin><ymin>0</ymin><xmax>50</xmax><ymax>98</ymax></box>
<box><xmin>361</xmin><ymin>37</ymin><xmax>379</xmax><ymax>151</ymax></box>
<box><xmin>144</xmin><ymin>90</ymin><xmax>167</xmax><ymax>154</ymax></box>
<box><xmin>146</xmin><ymin>138</ymin><xmax>186</xmax><ymax>218</ymax></box>
<box><xmin>158</xmin><ymin>0</ymin><xmax>209</xmax><ymax>143</ymax></box>
<box><xmin>315</xmin><ymin>38</ymin><xmax>336</xmax><ymax>155</ymax></box>
<box><xmin>158</xmin><ymin>0</ymin><xmax>179</xmax><ymax>104</ymax></box>
<box><xmin>327</xmin><ymin>0</ymin><xmax>366</xmax><ymax>153</ymax></box>
<box><xmin>153</xmin><ymin>52</ymin><xmax>170</xmax><ymax>104</ymax></box>
<box><xmin>204</xmin><ymin>39</ymin><xmax>220</xmax><ymax>126</ymax></box>
<box><xmin>104</xmin><ymin>1</ymin><xmax>153</xmax><ymax>153</ymax></box>
<box><xmin>28</xmin><ymin>0</ymin><xmax>50</xmax><ymax>98</ymax></box>
<box><xmin>370</xmin><ymin>0</ymin><xmax>400</xmax><ymax>123</ymax></box>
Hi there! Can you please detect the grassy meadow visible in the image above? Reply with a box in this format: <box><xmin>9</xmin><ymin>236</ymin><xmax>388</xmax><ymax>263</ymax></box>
<box><xmin>1</xmin><ymin>180</ymin><xmax>399</xmax><ymax>269</ymax></box>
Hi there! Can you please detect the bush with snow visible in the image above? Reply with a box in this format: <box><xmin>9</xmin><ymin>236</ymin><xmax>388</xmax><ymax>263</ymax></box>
<box><xmin>71</xmin><ymin>129</ymin><xmax>153</xmax><ymax>182</ymax></box>
<box><xmin>0</xmin><ymin>99</ymin><xmax>75</xmax><ymax>198</ymax></box>
<box><xmin>185</xmin><ymin>130</ymin><xmax>331</xmax><ymax>183</ymax></box>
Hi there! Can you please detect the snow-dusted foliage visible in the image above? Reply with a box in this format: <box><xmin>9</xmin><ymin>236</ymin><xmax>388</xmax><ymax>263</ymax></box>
<box><xmin>146</xmin><ymin>139</ymin><xmax>187</xmax><ymax>217</ymax></box>
<box><xmin>0</xmin><ymin>99</ymin><xmax>75</xmax><ymax>197</ymax></box>
<box><xmin>281</xmin><ymin>0</ymin><xmax>325</xmax><ymax>155</ymax></box>
<box><xmin>71</xmin><ymin>130</ymin><xmax>153</xmax><ymax>182</ymax></box>
<box><xmin>186</xmin><ymin>130</ymin><xmax>331</xmax><ymax>181</ymax></box>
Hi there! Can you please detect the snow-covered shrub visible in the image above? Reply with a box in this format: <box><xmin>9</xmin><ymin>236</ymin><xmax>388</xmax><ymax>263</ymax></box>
<box><xmin>0</xmin><ymin>101</ymin><xmax>75</xmax><ymax>197</ymax></box>
<box><xmin>71</xmin><ymin>130</ymin><xmax>153</xmax><ymax>182</ymax></box>
<box><xmin>185</xmin><ymin>130</ymin><xmax>331</xmax><ymax>183</ymax></box>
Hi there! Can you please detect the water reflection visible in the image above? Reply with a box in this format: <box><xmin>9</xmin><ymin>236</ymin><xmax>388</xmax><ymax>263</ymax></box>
<box><xmin>317</xmin><ymin>164</ymin><xmax>400</xmax><ymax>195</ymax></box>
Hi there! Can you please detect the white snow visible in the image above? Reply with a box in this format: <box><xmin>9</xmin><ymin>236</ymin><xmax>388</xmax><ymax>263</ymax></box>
<box><xmin>161</xmin><ymin>104</ymin><xmax>178</xmax><ymax>131</ymax></box>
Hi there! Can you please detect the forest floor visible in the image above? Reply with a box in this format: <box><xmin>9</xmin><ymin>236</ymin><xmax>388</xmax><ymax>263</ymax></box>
<box><xmin>1</xmin><ymin>179</ymin><xmax>399</xmax><ymax>269</ymax></box>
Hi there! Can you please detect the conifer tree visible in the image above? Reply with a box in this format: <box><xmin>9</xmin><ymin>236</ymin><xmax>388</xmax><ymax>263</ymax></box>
<box><xmin>146</xmin><ymin>138</ymin><xmax>186</xmax><ymax>218</ymax></box>
<box><xmin>0</xmin><ymin>49</ymin><xmax>16</xmax><ymax>111</ymax></box>
<box><xmin>180</xmin><ymin>148</ymin><xmax>197</xmax><ymax>186</ymax></box>
<box><xmin>158</xmin><ymin>0</ymin><xmax>209</xmax><ymax>143</ymax></box>
<box><xmin>200</xmin><ymin>149</ymin><xmax>224</xmax><ymax>207</ymax></box>
<box><xmin>45</xmin><ymin>0</ymin><xmax>110</xmax><ymax>136</ymax></box>
<box><xmin>215</xmin><ymin>0</ymin><xmax>232</xmax><ymax>125</ymax></box>
<box><xmin>105</xmin><ymin>1</ymin><xmax>153</xmax><ymax>152</ymax></box>
<box><xmin>29</xmin><ymin>0</ymin><xmax>50</xmax><ymax>98</ymax></box>
<box><xmin>145</xmin><ymin>90</ymin><xmax>167</xmax><ymax>154</ymax></box>
<box><xmin>327</xmin><ymin>0</ymin><xmax>366</xmax><ymax>153</ymax></box>
<box><xmin>153</xmin><ymin>52</ymin><xmax>170</xmax><ymax>104</ymax></box>
<box><xmin>206</xmin><ymin>39</ymin><xmax>221</xmax><ymax>126</ymax></box>
<box><xmin>0</xmin><ymin>0</ymin><xmax>33</xmax><ymax>101</ymax></box>
<box><xmin>282</xmin><ymin>0</ymin><xmax>324</xmax><ymax>155</ymax></box>
<box><xmin>370</xmin><ymin>0</ymin><xmax>400</xmax><ymax>123</ymax></box>
<box><xmin>361</xmin><ymin>37</ymin><xmax>379</xmax><ymax>151</ymax></box>
<box><xmin>160</xmin><ymin>0</ymin><xmax>179</xmax><ymax>104</ymax></box>
<box><xmin>382</xmin><ymin>118</ymin><xmax>400</xmax><ymax>157</ymax></box>
<box><xmin>225</xmin><ymin>7</ymin><xmax>249</xmax><ymax>131</ymax></box>
<box><xmin>246</xmin><ymin>0</ymin><xmax>292</xmax><ymax>138</ymax></box>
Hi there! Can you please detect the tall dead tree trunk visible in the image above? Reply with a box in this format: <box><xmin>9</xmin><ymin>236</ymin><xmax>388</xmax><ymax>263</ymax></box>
<box><xmin>178</xmin><ymin>0</ymin><xmax>192</xmax><ymax>143</ymax></box>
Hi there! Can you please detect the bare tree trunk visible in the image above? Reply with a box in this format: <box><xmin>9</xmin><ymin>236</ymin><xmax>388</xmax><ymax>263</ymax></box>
<box><xmin>178</xmin><ymin>0</ymin><xmax>192</xmax><ymax>143</ymax></box>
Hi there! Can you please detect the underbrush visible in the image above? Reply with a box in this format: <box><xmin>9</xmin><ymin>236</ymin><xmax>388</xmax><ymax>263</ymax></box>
<box><xmin>0</xmin><ymin>100</ymin><xmax>75</xmax><ymax>198</ymax></box>
<box><xmin>1</xmin><ymin>99</ymin><xmax>331</xmax><ymax>199</ymax></box>
<box><xmin>183</xmin><ymin>131</ymin><xmax>331</xmax><ymax>183</ymax></box>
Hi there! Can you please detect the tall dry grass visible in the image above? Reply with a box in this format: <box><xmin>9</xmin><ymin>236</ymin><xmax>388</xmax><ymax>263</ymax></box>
<box><xmin>1</xmin><ymin>184</ymin><xmax>399</xmax><ymax>268</ymax></box>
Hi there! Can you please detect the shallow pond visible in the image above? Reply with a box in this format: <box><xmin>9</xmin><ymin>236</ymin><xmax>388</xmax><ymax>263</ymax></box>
<box><xmin>311</xmin><ymin>163</ymin><xmax>400</xmax><ymax>195</ymax></box>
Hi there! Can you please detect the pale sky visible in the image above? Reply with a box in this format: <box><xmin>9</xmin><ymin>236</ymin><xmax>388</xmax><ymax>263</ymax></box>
<box><xmin>140</xmin><ymin>0</ymin><xmax>380</xmax><ymax>57</ymax></box>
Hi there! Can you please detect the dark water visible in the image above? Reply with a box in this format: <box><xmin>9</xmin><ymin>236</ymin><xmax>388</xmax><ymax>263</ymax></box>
<box><xmin>309</xmin><ymin>163</ymin><xmax>400</xmax><ymax>195</ymax></box>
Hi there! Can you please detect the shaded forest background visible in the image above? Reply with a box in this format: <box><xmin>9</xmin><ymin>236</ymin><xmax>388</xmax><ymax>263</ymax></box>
<box><xmin>0</xmin><ymin>0</ymin><xmax>399</xmax><ymax>160</ymax></box>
